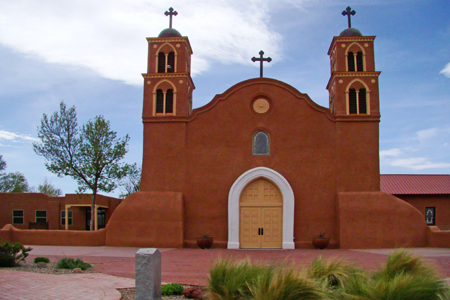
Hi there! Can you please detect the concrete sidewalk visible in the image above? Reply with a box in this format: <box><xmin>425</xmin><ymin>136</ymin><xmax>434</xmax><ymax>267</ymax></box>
<box><xmin>2</xmin><ymin>246</ymin><xmax>450</xmax><ymax>300</ymax></box>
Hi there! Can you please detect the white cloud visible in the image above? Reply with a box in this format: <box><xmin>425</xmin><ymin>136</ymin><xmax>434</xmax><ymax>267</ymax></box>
<box><xmin>380</xmin><ymin>148</ymin><xmax>402</xmax><ymax>159</ymax></box>
<box><xmin>416</xmin><ymin>127</ymin><xmax>438</xmax><ymax>143</ymax></box>
<box><xmin>391</xmin><ymin>157</ymin><xmax>450</xmax><ymax>170</ymax></box>
<box><xmin>0</xmin><ymin>0</ymin><xmax>304</xmax><ymax>85</ymax></box>
<box><xmin>0</xmin><ymin>130</ymin><xmax>39</xmax><ymax>143</ymax></box>
<box><xmin>440</xmin><ymin>62</ymin><xmax>450</xmax><ymax>78</ymax></box>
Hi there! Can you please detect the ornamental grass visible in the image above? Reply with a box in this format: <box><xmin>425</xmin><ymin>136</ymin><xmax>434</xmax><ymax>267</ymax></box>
<box><xmin>207</xmin><ymin>250</ymin><xmax>450</xmax><ymax>300</ymax></box>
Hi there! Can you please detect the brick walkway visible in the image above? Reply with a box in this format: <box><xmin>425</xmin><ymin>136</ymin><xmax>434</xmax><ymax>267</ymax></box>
<box><xmin>0</xmin><ymin>271</ymin><xmax>134</xmax><ymax>300</ymax></box>
<box><xmin>2</xmin><ymin>246</ymin><xmax>450</xmax><ymax>299</ymax></box>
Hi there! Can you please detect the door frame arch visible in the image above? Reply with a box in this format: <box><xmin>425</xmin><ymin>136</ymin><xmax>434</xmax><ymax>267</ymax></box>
<box><xmin>228</xmin><ymin>167</ymin><xmax>295</xmax><ymax>249</ymax></box>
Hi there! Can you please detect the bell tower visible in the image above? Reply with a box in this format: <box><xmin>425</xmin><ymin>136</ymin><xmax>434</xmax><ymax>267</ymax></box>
<box><xmin>326</xmin><ymin>6</ymin><xmax>381</xmax><ymax>120</ymax></box>
<box><xmin>327</xmin><ymin>7</ymin><xmax>381</xmax><ymax>193</ymax></box>
<box><xmin>142</xmin><ymin>7</ymin><xmax>195</xmax><ymax>119</ymax></box>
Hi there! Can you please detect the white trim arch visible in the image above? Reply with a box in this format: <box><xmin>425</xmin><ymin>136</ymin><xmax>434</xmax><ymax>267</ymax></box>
<box><xmin>227</xmin><ymin>167</ymin><xmax>295</xmax><ymax>249</ymax></box>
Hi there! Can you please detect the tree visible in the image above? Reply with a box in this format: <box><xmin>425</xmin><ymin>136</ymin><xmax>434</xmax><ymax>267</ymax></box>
<box><xmin>33</xmin><ymin>101</ymin><xmax>131</xmax><ymax>230</ymax></box>
<box><xmin>0</xmin><ymin>155</ymin><xmax>30</xmax><ymax>193</ymax></box>
<box><xmin>0</xmin><ymin>171</ymin><xmax>29</xmax><ymax>192</ymax></box>
<box><xmin>119</xmin><ymin>163</ymin><xmax>141</xmax><ymax>198</ymax></box>
<box><xmin>0</xmin><ymin>155</ymin><xmax>6</xmax><ymax>172</ymax></box>
<box><xmin>38</xmin><ymin>178</ymin><xmax>62</xmax><ymax>197</ymax></box>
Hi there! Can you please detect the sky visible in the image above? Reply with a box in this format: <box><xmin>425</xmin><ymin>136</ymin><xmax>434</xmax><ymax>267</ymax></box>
<box><xmin>0</xmin><ymin>0</ymin><xmax>449</xmax><ymax>197</ymax></box>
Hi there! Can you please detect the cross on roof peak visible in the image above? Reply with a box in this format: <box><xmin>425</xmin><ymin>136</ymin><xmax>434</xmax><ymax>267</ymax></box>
<box><xmin>251</xmin><ymin>50</ymin><xmax>272</xmax><ymax>78</ymax></box>
<box><xmin>164</xmin><ymin>7</ymin><xmax>178</xmax><ymax>29</ymax></box>
<box><xmin>342</xmin><ymin>6</ymin><xmax>356</xmax><ymax>28</ymax></box>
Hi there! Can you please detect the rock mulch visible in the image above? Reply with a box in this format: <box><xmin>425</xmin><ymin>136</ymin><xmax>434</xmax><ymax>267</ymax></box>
<box><xmin>119</xmin><ymin>288</ymin><xmax>186</xmax><ymax>300</ymax></box>
<box><xmin>0</xmin><ymin>261</ymin><xmax>97</xmax><ymax>275</ymax></box>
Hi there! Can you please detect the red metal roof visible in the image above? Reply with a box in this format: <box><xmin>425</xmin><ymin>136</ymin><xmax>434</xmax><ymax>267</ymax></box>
<box><xmin>380</xmin><ymin>174</ymin><xmax>450</xmax><ymax>195</ymax></box>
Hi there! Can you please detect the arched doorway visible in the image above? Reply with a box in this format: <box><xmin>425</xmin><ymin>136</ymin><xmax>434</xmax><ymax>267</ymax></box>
<box><xmin>228</xmin><ymin>167</ymin><xmax>295</xmax><ymax>249</ymax></box>
<box><xmin>240</xmin><ymin>179</ymin><xmax>283</xmax><ymax>248</ymax></box>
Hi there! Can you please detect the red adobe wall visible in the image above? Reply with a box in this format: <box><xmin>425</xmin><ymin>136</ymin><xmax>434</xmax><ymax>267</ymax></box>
<box><xmin>338</xmin><ymin>192</ymin><xmax>428</xmax><ymax>248</ymax></box>
<box><xmin>395</xmin><ymin>194</ymin><xmax>450</xmax><ymax>227</ymax></box>
<box><xmin>0</xmin><ymin>193</ymin><xmax>122</xmax><ymax>231</ymax></box>
<box><xmin>428</xmin><ymin>226</ymin><xmax>450</xmax><ymax>248</ymax></box>
<box><xmin>105</xmin><ymin>191</ymin><xmax>184</xmax><ymax>248</ymax></box>
<box><xmin>0</xmin><ymin>224</ymin><xmax>105</xmax><ymax>246</ymax></box>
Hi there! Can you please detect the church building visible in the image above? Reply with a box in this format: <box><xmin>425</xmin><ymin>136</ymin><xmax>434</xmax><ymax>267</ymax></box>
<box><xmin>103</xmin><ymin>6</ymin><xmax>450</xmax><ymax>250</ymax></box>
<box><xmin>3</xmin><ymin>7</ymin><xmax>448</xmax><ymax>249</ymax></box>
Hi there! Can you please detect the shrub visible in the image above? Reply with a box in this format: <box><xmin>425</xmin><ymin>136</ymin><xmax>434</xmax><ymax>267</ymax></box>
<box><xmin>208</xmin><ymin>258</ymin><xmax>267</xmax><ymax>299</ymax></box>
<box><xmin>0</xmin><ymin>254</ymin><xmax>16</xmax><ymax>268</ymax></box>
<box><xmin>373</xmin><ymin>249</ymin><xmax>435</xmax><ymax>280</ymax></box>
<box><xmin>161</xmin><ymin>283</ymin><xmax>184</xmax><ymax>296</ymax></box>
<box><xmin>306</xmin><ymin>256</ymin><xmax>362</xmax><ymax>289</ymax></box>
<box><xmin>34</xmin><ymin>257</ymin><xmax>50</xmax><ymax>264</ymax></box>
<box><xmin>56</xmin><ymin>257</ymin><xmax>92</xmax><ymax>270</ymax></box>
<box><xmin>249</xmin><ymin>266</ymin><xmax>325</xmax><ymax>300</ymax></box>
<box><xmin>0</xmin><ymin>239</ymin><xmax>32</xmax><ymax>267</ymax></box>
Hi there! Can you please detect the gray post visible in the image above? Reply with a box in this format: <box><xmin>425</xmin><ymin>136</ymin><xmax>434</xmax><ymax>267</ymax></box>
<box><xmin>135</xmin><ymin>248</ymin><xmax>161</xmax><ymax>300</ymax></box>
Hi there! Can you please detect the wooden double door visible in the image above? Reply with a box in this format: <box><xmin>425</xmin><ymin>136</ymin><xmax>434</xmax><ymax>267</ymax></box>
<box><xmin>239</xmin><ymin>179</ymin><xmax>283</xmax><ymax>249</ymax></box>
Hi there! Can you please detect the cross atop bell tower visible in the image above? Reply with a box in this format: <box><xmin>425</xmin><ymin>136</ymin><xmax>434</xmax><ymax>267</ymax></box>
<box><xmin>342</xmin><ymin>6</ymin><xmax>356</xmax><ymax>28</ymax></box>
<box><xmin>164</xmin><ymin>7</ymin><xmax>178</xmax><ymax>28</ymax></box>
<box><xmin>142</xmin><ymin>7</ymin><xmax>195</xmax><ymax>119</ymax></box>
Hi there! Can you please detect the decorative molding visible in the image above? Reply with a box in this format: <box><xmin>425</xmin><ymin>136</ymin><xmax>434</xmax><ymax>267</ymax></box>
<box><xmin>227</xmin><ymin>167</ymin><xmax>295</xmax><ymax>249</ymax></box>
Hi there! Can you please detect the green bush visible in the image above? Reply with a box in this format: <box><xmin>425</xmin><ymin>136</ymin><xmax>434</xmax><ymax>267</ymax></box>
<box><xmin>161</xmin><ymin>283</ymin><xmax>184</xmax><ymax>296</ymax></box>
<box><xmin>0</xmin><ymin>254</ymin><xmax>16</xmax><ymax>268</ymax></box>
<box><xmin>56</xmin><ymin>257</ymin><xmax>92</xmax><ymax>270</ymax></box>
<box><xmin>34</xmin><ymin>257</ymin><xmax>50</xmax><ymax>264</ymax></box>
<box><xmin>0</xmin><ymin>239</ymin><xmax>32</xmax><ymax>267</ymax></box>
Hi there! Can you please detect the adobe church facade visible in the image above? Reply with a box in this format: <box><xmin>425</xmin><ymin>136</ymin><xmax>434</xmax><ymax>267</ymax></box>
<box><xmin>103</xmin><ymin>8</ymin><xmax>444</xmax><ymax>249</ymax></box>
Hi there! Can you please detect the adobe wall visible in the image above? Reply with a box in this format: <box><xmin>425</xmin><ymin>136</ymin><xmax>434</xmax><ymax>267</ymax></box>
<box><xmin>0</xmin><ymin>193</ymin><xmax>59</xmax><ymax>230</ymax></box>
<box><xmin>428</xmin><ymin>226</ymin><xmax>450</xmax><ymax>248</ymax></box>
<box><xmin>0</xmin><ymin>224</ymin><xmax>105</xmax><ymax>246</ymax></box>
<box><xmin>141</xmin><ymin>78</ymin><xmax>380</xmax><ymax>248</ymax></box>
<box><xmin>105</xmin><ymin>191</ymin><xmax>184</xmax><ymax>248</ymax></box>
<box><xmin>338</xmin><ymin>191</ymin><xmax>428</xmax><ymax>248</ymax></box>
<box><xmin>395</xmin><ymin>194</ymin><xmax>450</xmax><ymax>226</ymax></box>
<box><xmin>0</xmin><ymin>193</ymin><xmax>122</xmax><ymax>231</ymax></box>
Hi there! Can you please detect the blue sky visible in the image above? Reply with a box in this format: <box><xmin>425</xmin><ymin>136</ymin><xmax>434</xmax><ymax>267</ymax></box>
<box><xmin>0</xmin><ymin>0</ymin><xmax>449</xmax><ymax>197</ymax></box>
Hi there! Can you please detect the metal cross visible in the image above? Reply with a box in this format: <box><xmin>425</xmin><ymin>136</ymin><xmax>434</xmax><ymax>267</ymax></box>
<box><xmin>251</xmin><ymin>50</ymin><xmax>272</xmax><ymax>78</ymax></box>
<box><xmin>342</xmin><ymin>6</ymin><xmax>356</xmax><ymax>28</ymax></box>
<box><xmin>164</xmin><ymin>7</ymin><xmax>178</xmax><ymax>29</ymax></box>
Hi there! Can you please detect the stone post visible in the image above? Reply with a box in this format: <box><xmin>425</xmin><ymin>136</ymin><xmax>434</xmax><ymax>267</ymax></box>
<box><xmin>135</xmin><ymin>248</ymin><xmax>161</xmax><ymax>300</ymax></box>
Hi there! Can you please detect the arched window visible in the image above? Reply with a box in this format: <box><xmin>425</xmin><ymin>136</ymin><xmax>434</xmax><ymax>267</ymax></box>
<box><xmin>155</xmin><ymin>89</ymin><xmax>175</xmax><ymax>115</ymax></box>
<box><xmin>253</xmin><ymin>131</ymin><xmax>270</xmax><ymax>155</ymax></box>
<box><xmin>166</xmin><ymin>90</ymin><xmax>173</xmax><ymax>113</ymax></box>
<box><xmin>356</xmin><ymin>52</ymin><xmax>364</xmax><ymax>71</ymax></box>
<box><xmin>156</xmin><ymin>89</ymin><xmax>164</xmax><ymax>113</ymax></box>
<box><xmin>358</xmin><ymin>88</ymin><xmax>367</xmax><ymax>114</ymax></box>
<box><xmin>348</xmin><ymin>88</ymin><xmax>367</xmax><ymax>115</ymax></box>
<box><xmin>347</xmin><ymin>52</ymin><xmax>355</xmax><ymax>71</ymax></box>
<box><xmin>167</xmin><ymin>52</ymin><xmax>175</xmax><ymax>73</ymax></box>
<box><xmin>349</xmin><ymin>89</ymin><xmax>357</xmax><ymax>114</ymax></box>
<box><xmin>158</xmin><ymin>52</ymin><xmax>165</xmax><ymax>73</ymax></box>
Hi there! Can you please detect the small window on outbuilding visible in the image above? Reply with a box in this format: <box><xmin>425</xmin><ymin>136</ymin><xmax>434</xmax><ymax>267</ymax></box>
<box><xmin>253</xmin><ymin>131</ymin><xmax>270</xmax><ymax>156</ymax></box>
<box><xmin>35</xmin><ymin>211</ymin><xmax>47</xmax><ymax>224</ymax></box>
<box><xmin>61</xmin><ymin>210</ymin><xmax>73</xmax><ymax>226</ymax></box>
<box><xmin>12</xmin><ymin>210</ymin><xmax>23</xmax><ymax>224</ymax></box>
<box><xmin>425</xmin><ymin>207</ymin><xmax>435</xmax><ymax>225</ymax></box>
